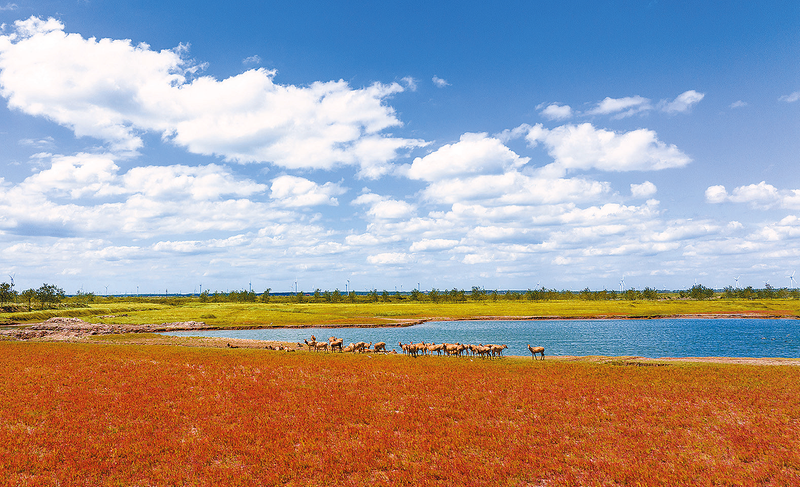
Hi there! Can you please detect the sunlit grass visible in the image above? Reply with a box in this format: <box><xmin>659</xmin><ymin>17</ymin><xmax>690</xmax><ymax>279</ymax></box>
<box><xmin>1</xmin><ymin>341</ymin><xmax>798</xmax><ymax>485</ymax></box>
<box><xmin>3</xmin><ymin>298</ymin><xmax>799</xmax><ymax>327</ymax></box>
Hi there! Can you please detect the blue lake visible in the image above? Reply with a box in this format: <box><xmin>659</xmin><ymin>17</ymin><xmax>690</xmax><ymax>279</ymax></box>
<box><xmin>163</xmin><ymin>318</ymin><xmax>800</xmax><ymax>359</ymax></box>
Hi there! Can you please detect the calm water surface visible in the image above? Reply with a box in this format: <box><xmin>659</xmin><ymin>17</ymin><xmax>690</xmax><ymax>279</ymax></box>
<box><xmin>163</xmin><ymin>318</ymin><xmax>799</xmax><ymax>358</ymax></box>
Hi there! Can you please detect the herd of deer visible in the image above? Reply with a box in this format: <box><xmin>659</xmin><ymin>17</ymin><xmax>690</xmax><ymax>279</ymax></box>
<box><xmin>398</xmin><ymin>341</ymin><xmax>509</xmax><ymax>358</ymax></box>
<box><xmin>303</xmin><ymin>335</ymin><xmax>390</xmax><ymax>354</ymax></box>
<box><xmin>300</xmin><ymin>335</ymin><xmax>545</xmax><ymax>360</ymax></box>
<box><xmin>233</xmin><ymin>335</ymin><xmax>546</xmax><ymax>360</ymax></box>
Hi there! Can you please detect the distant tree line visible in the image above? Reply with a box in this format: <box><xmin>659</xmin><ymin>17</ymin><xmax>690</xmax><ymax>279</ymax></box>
<box><xmin>177</xmin><ymin>283</ymin><xmax>800</xmax><ymax>304</ymax></box>
<box><xmin>722</xmin><ymin>284</ymin><xmax>800</xmax><ymax>300</ymax></box>
<box><xmin>0</xmin><ymin>282</ymin><xmax>66</xmax><ymax>311</ymax></box>
<box><xmin>2</xmin><ymin>281</ymin><xmax>800</xmax><ymax>310</ymax></box>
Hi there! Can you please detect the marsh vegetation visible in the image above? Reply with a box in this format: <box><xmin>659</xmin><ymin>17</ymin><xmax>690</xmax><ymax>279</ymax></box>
<box><xmin>1</xmin><ymin>342</ymin><xmax>798</xmax><ymax>485</ymax></box>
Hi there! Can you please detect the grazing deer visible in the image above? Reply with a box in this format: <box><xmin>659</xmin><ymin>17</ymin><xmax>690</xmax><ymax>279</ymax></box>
<box><xmin>490</xmin><ymin>344</ymin><xmax>508</xmax><ymax>358</ymax></box>
<box><xmin>329</xmin><ymin>337</ymin><xmax>344</xmax><ymax>352</ymax></box>
<box><xmin>528</xmin><ymin>344</ymin><xmax>545</xmax><ymax>360</ymax></box>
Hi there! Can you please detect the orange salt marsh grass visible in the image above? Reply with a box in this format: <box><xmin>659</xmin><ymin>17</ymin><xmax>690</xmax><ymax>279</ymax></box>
<box><xmin>1</xmin><ymin>342</ymin><xmax>800</xmax><ymax>486</ymax></box>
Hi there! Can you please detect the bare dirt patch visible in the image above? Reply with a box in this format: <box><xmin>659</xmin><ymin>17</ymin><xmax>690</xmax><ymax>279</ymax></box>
<box><xmin>0</xmin><ymin>317</ymin><xmax>211</xmax><ymax>341</ymax></box>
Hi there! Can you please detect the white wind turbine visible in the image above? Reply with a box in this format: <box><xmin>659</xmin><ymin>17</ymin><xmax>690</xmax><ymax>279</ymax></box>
<box><xmin>787</xmin><ymin>271</ymin><xmax>797</xmax><ymax>289</ymax></box>
<box><xmin>734</xmin><ymin>276</ymin><xmax>741</xmax><ymax>289</ymax></box>
<box><xmin>619</xmin><ymin>276</ymin><xmax>625</xmax><ymax>293</ymax></box>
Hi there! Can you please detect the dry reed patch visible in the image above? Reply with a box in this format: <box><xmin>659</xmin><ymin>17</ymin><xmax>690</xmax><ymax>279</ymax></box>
<box><xmin>1</xmin><ymin>342</ymin><xmax>799</xmax><ymax>486</ymax></box>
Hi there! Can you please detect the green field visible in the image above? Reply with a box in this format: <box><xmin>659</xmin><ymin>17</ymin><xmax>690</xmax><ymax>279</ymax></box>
<box><xmin>3</xmin><ymin>297</ymin><xmax>799</xmax><ymax>328</ymax></box>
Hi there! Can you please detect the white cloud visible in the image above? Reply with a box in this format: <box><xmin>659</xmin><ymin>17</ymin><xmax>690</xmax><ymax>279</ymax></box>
<box><xmin>0</xmin><ymin>154</ymin><xmax>282</xmax><ymax>239</ymax></box>
<box><xmin>242</xmin><ymin>55</ymin><xmax>261</xmax><ymax>65</ymax></box>
<box><xmin>401</xmin><ymin>76</ymin><xmax>417</xmax><ymax>91</ymax></box>
<box><xmin>705</xmin><ymin>181</ymin><xmax>800</xmax><ymax>209</ymax></box>
<box><xmin>21</xmin><ymin>153</ymin><xmax>122</xmax><ymax>198</ymax></box>
<box><xmin>539</xmin><ymin>103</ymin><xmax>572</xmax><ymax>121</ymax></box>
<box><xmin>270</xmin><ymin>175</ymin><xmax>346</xmax><ymax>207</ymax></box>
<box><xmin>658</xmin><ymin>90</ymin><xmax>704</xmax><ymax>114</ymax></box>
<box><xmin>18</xmin><ymin>136</ymin><xmax>55</xmax><ymax>149</ymax></box>
<box><xmin>587</xmin><ymin>95</ymin><xmax>651</xmax><ymax>118</ymax></box>
<box><xmin>367</xmin><ymin>252</ymin><xmax>412</xmax><ymax>264</ymax></box>
<box><xmin>631</xmin><ymin>181</ymin><xmax>657</xmax><ymax>198</ymax></box>
<box><xmin>730</xmin><ymin>100</ymin><xmax>747</xmax><ymax>109</ymax></box>
<box><xmin>0</xmin><ymin>3</ymin><xmax>17</xmax><ymax>11</ymax></box>
<box><xmin>584</xmin><ymin>91</ymin><xmax>703</xmax><ymax>118</ymax></box>
<box><xmin>420</xmin><ymin>171</ymin><xmax>609</xmax><ymax>206</ymax></box>
<box><xmin>409</xmin><ymin>238</ymin><xmax>459</xmax><ymax>252</ymax></box>
<box><xmin>125</xmin><ymin>164</ymin><xmax>267</xmax><ymax>201</ymax></box>
<box><xmin>705</xmin><ymin>185</ymin><xmax>728</xmax><ymax>204</ymax></box>
<box><xmin>407</xmin><ymin>132</ymin><xmax>529</xmax><ymax>181</ymax></box>
<box><xmin>524</xmin><ymin>123</ymin><xmax>691</xmax><ymax>177</ymax></box>
<box><xmin>0</xmin><ymin>17</ymin><xmax>425</xmax><ymax>177</ymax></box>
<box><xmin>345</xmin><ymin>233</ymin><xmax>381</xmax><ymax>246</ymax></box>
<box><xmin>728</xmin><ymin>184</ymin><xmax>767</xmax><ymax>203</ymax></box>
<box><xmin>432</xmin><ymin>75</ymin><xmax>449</xmax><ymax>88</ymax></box>
<box><xmin>16</xmin><ymin>153</ymin><xmax>268</xmax><ymax>203</ymax></box>
<box><xmin>644</xmin><ymin>220</ymin><xmax>720</xmax><ymax>243</ymax></box>
<box><xmin>352</xmin><ymin>192</ymin><xmax>416</xmax><ymax>219</ymax></box>
<box><xmin>780</xmin><ymin>92</ymin><xmax>800</xmax><ymax>103</ymax></box>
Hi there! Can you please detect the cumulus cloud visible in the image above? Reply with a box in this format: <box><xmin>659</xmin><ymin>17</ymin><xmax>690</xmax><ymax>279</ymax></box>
<box><xmin>270</xmin><ymin>175</ymin><xmax>346</xmax><ymax>207</ymax></box>
<box><xmin>124</xmin><ymin>164</ymin><xmax>267</xmax><ymax>201</ymax></box>
<box><xmin>407</xmin><ymin>132</ymin><xmax>529</xmax><ymax>181</ymax></box>
<box><xmin>420</xmin><ymin>171</ymin><xmax>609</xmax><ymax>206</ymax></box>
<box><xmin>631</xmin><ymin>181</ymin><xmax>657</xmax><ymax>198</ymax></box>
<box><xmin>21</xmin><ymin>153</ymin><xmax>123</xmax><ymax>198</ymax></box>
<box><xmin>16</xmin><ymin>153</ymin><xmax>268</xmax><ymax>202</ymax></box>
<box><xmin>704</xmin><ymin>185</ymin><xmax>728</xmax><ymax>204</ymax></box>
<box><xmin>432</xmin><ymin>75</ymin><xmax>449</xmax><ymax>88</ymax></box>
<box><xmin>352</xmin><ymin>192</ymin><xmax>416</xmax><ymax>219</ymax></box>
<box><xmin>539</xmin><ymin>103</ymin><xmax>572</xmax><ymax>121</ymax></box>
<box><xmin>0</xmin><ymin>153</ymin><xmax>278</xmax><ymax>238</ymax></box>
<box><xmin>706</xmin><ymin>181</ymin><xmax>800</xmax><ymax>209</ymax></box>
<box><xmin>523</xmin><ymin>123</ymin><xmax>691</xmax><ymax>177</ymax></box>
<box><xmin>0</xmin><ymin>16</ymin><xmax>425</xmax><ymax>177</ymax></box>
<box><xmin>658</xmin><ymin>90</ymin><xmax>704</xmax><ymax>114</ymax></box>
<box><xmin>780</xmin><ymin>92</ymin><xmax>800</xmax><ymax>103</ymax></box>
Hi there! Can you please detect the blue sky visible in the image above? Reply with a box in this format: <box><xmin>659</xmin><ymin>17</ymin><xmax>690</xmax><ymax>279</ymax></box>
<box><xmin>0</xmin><ymin>1</ymin><xmax>798</xmax><ymax>294</ymax></box>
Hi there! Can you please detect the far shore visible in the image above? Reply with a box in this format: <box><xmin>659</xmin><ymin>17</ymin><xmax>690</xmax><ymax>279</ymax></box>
<box><xmin>246</xmin><ymin>311</ymin><xmax>799</xmax><ymax>328</ymax></box>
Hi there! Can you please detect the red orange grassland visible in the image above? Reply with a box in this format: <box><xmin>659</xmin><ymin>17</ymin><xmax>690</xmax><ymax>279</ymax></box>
<box><xmin>1</xmin><ymin>341</ymin><xmax>799</xmax><ymax>486</ymax></box>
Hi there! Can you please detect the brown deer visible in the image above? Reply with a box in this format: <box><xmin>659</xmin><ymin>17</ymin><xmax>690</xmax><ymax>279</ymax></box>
<box><xmin>528</xmin><ymin>344</ymin><xmax>545</xmax><ymax>360</ymax></box>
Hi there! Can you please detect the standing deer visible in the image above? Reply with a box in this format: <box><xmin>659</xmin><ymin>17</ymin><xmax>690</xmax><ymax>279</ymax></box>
<box><xmin>528</xmin><ymin>344</ymin><xmax>545</xmax><ymax>360</ymax></box>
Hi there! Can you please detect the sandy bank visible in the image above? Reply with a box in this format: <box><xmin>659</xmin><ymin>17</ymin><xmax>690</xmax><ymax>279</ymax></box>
<box><xmin>0</xmin><ymin>317</ymin><xmax>211</xmax><ymax>341</ymax></box>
